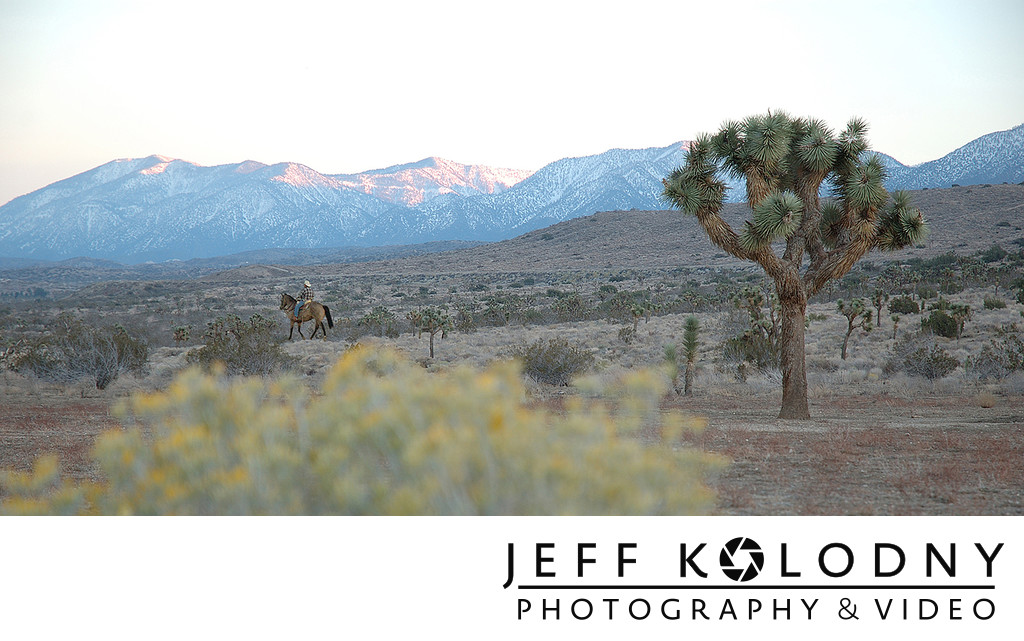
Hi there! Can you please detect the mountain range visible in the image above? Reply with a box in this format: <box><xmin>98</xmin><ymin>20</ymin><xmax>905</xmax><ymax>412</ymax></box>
<box><xmin>1</xmin><ymin>123</ymin><xmax>1021</xmax><ymax>263</ymax></box>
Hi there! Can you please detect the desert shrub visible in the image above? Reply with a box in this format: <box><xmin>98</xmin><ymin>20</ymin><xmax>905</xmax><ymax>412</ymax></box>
<box><xmin>552</xmin><ymin>292</ymin><xmax>590</xmax><ymax>322</ymax></box>
<box><xmin>452</xmin><ymin>303</ymin><xmax>478</xmax><ymax>333</ymax></box>
<box><xmin>887</xmin><ymin>335</ymin><xmax>959</xmax><ymax>380</ymax></box>
<box><xmin>480</xmin><ymin>293</ymin><xmax>533</xmax><ymax>326</ymax></box>
<box><xmin>506</xmin><ymin>337</ymin><xmax>595</xmax><ymax>386</ymax></box>
<box><xmin>906</xmin><ymin>345</ymin><xmax>959</xmax><ymax>380</ymax></box>
<box><xmin>888</xmin><ymin>295</ymin><xmax>919</xmax><ymax>315</ymax></box>
<box><xmin>983</xmin><ymin>297</ymin><xmax>1007</xmax><ymax>310</ymax></box>
<box><xmin>358</xmin><ymin>305</ymin><xmax>397</xmax><ymax>338</ymax></box>
<box><xmin>599</xmin><ymin>290</ymin><xmax>653</xmax><ymax>323</ymax></box>
<box><xmin>0</xmin><ymin>346</ymin><xmax>717</xmax><ymax>515</ymax></box>
<box><xmin>967</xmin><ymin>335</ymin><xmax>1024</xmax><ymax>380</ymax></box>
<box><xmin>980</xmin><ymin>244</ymin><xmax>1008</xmax><ymax>263</ymax></box>
<box><xmin>618</xmin><ymin>325</ymin><xmax>636</xmax><ymax>344</ymax></box>
<box><xmin>10</xmin><ymin>313</ymin><xmax>148</xmax><ymax>390</ymax></box>
<box><xmin>186</xmin><ymin>313</ymin><xmax>285</xmax><ymax>376</ymax></box>
<box><xmin>921</xmin><ymin>310</ymin><xmax>958</xmax><ymax>339</ymax></box>
<box><xmin>722</xmin><ymin>332</ymin><xmax>779</xmax><ymax>371</ymax></box>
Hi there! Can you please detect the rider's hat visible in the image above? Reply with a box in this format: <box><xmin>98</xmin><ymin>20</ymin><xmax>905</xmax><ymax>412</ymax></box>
<box><xmin>304</xmin><ymin>280</ymin><xmax>311</xmax><ymax>287</ymax></box>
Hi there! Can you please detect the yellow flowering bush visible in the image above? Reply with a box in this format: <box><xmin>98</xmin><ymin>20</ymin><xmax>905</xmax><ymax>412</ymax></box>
<box><xmin>2</xmin><ymin>346</ymin><xmax>719</xmax><ymax>515</ymax></box>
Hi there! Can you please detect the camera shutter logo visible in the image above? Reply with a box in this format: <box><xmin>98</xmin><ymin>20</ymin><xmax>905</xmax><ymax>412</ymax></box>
<box><xmin>720</xmin><ymin>537</ymin><xmax>764</xmax><ymax>582</ymax></box>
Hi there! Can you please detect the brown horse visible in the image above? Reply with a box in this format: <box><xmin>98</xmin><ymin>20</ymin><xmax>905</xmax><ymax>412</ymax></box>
<box><xmin>279</xmin><ymin>293</ymin><xmax>334</xmax><ymax>340</ymax></box>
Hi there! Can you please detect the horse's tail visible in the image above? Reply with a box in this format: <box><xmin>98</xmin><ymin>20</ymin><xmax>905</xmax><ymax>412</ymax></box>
<box><xmin>324</xmin><ymin>305</ymin><xmax>334</xmax><ymax>329</ymax></box>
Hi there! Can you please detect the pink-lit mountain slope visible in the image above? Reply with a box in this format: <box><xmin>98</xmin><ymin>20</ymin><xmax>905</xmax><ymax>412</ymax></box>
<box><xmin>332</xmin><ymin>157</ymin><xmax>534</xmax><ymax>206</ymax></box>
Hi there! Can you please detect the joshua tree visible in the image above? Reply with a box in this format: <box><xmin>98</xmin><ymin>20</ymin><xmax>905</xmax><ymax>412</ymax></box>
<box><xmin>949</xmin><ymin>303</ymin><xmax>972</xmax><ymax>340</ymax></box>
<box><xmin>662</xmin><ymin>112</ymin><xmax>926</xmax><ymax>418</ymax></box>
<box><xmin>407</xmin><ymin>306</ymin><xmax>453</xmax><ymax>359</ymax></box>
<box><xmin>359</xmin><ymin>305</ymin><xmax>397</xmax><ymax>338</ymax></box>
<box><xmin>682</xmin><ymin>315</ymin><xmax>700</xmax><ymax>396</ymax></box>
<box><xmin>871</xmin><ymin>288</ymin><xmax>889</xmax><ymax>326</ymax></box>
<box><xmin>837</xmin><ymin>299</ymin><xmax>873</xmax><ymax>360</ymax></box>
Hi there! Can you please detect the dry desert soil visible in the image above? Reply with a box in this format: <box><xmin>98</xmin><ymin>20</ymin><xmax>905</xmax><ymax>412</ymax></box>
<box><xmin>2</xmin><ymin>382</ymin><xmax>1020</xmax><ymax>515</ymax></box>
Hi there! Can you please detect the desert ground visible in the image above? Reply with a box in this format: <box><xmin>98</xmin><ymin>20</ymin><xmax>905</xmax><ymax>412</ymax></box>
<box><xmin>1</xmin><ymin>285</ymin><xmax>1021</xmax><ymax>515</ymax></box>
<box><xmin>1</xmin><ymin>188</ymin><xmax>1023</xmax><ymax>514</ymax></box>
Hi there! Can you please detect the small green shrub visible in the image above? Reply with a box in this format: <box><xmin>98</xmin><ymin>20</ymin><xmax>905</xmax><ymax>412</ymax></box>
<box><xmin>507</xmin><ymin>337</ymin><xmax>595</xmax><ymax>386</ymax></box>
<box><xmin>187</xmin><ymin>314</ymin><xmax>285</xmax><ymax>376</ymax></box>
<box><xmin>983</xmin><ymin>297</ymin><xmax>1007</xmax><ymax>310</ymax></box>
<box><xmin>921</xmin><ymin>310</ymin><xmax>957</xmax><ymax>339</ymax></box>
<box><xmin>907</xmin><ymin>345</ymin><xmax>959</xmax><ymax>379</ymax></box>
<box><xmin>980</xmin><ymin>244</ymin><xmax>1008</xmax><ymax>263</ymax></box>
<box><xmin>552</xmin><ymin>293</ymin><xmax>590</xmax><ymax>322</ymax></box>
<box><xmin>722</xmin><ymin>332</ymin><xmax>779</xmax><ymax>371</ymax></box>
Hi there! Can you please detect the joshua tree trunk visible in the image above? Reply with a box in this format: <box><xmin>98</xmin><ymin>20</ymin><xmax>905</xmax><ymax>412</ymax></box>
<box><xmin>684</xmin><ymin>363</ymin><xmax>694</xmax><ymax>396</ymax></box>
<box><xmin>778</xmin><ymin>292</ymin><xmax>809</xmax><ymax>419</ymax></box>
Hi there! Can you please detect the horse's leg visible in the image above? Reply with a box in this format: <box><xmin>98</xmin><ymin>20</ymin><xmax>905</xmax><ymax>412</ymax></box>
<box><xmin>288</xmin><ymin>321</ymin><xmax>295</xmax><ymax>340</ymax></box>
<box><xmin>297</xmin><ymin>322</ymin><xmax>305</xmax><ymax>339</ymax></box>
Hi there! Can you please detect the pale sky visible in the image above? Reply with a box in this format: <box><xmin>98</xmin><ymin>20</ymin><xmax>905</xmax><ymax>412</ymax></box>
<box><xmin>1</xmin><ymin>0</ymin><xmax>1022</xmax><ymax>206</ymax></box>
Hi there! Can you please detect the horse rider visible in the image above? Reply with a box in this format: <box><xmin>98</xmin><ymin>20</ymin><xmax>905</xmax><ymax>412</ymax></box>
<box><xmin>296</xmin><ymin>279</ymin><xmax>315</xmax><ymax>319</ymax></box>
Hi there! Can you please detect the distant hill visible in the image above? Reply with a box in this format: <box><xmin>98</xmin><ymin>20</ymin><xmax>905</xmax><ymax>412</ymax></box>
<box><xmin>305</xmin><ymin>184</ymin><xmax>1024</xmax><ymax>278</ymax></box>
<box><xmin>6</xmin><ymin>185</ymin><xmax>1022</xmax><ymax>297</ymax></box>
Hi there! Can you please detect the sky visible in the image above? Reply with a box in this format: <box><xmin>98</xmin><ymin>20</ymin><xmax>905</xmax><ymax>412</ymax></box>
<box><xmin>1</xmin><ymin>0</ymin><xmax>1022</xmax><ymax>206</ymax></box>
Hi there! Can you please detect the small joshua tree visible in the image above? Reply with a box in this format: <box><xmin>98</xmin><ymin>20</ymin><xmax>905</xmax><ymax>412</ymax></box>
<box><xmin>663</xmin><ymin>112</ymin><xmax>926</xmax><ymax>417</ymax></box>
<box><xmin>682</xmin><ymin>315</ymin><xmax>700</xmax><ymax>396</ymax></box>
<box><xmin>173</xmin><ymin>325</ymin><xmax>192</xmax><ymax>344</ymax></box>
<box><xmin>949</xmin><ymin>303</ymin><xmax>971</xmax><ymax>340</ymax></box>
<box><xmin>359</xmin><ymin>305</ymin><xmax>397</xmax><ymax>338</ymax></box>
<box><xmin>891</xmin><ymin>314</ymin><xmax>900</xmax><ymax>341</ymax></box>
<box><xmin>408</xmin><ymin>306</ymin><xmax>453</xmax><ymax>359</ymax></box>
<box><xmin>837</xmin><ymin>299</ymin><xmax>873</xmax><ymax>360</ymax></box>
<box><xmin>871</xmin><ymin>288</ymin><xmax>889</xmax><ymax>326</ymax></box>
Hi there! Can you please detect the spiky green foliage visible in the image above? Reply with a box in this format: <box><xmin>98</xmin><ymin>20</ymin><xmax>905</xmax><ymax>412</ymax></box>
<box><xmin>682</xmin><ymin>315</ymin><xmax>700</xmax><ymax>396</ymax></box>
<box><xmin>742</xmin><ymin>191</ymin><xmax>804</xmax><ymax>250</ymax></box>
<box><xmin>877</xmin><ymin>190</ymin><xmax>928</xmax><ymax>251</ymax></box>
<box><xmin>662</xmin><ymin>112</ymin><xmax>927</xmax><ymax>267</ymax></box>
<box><xmin>682</xmin><ymin>316</ymin><xmax>700</xmax><ymax>360</ymax></box>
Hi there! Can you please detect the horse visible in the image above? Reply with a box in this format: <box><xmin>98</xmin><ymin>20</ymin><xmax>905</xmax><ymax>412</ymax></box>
<box><xmin>279</xmin><ymin>293</ymin><xmax>334</xmax><ymax>340</ymax></box>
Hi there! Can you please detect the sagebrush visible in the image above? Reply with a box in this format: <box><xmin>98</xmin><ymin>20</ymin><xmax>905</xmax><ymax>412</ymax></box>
<box><xmin>0</xmin><ymin>346</ymin><xmax>718</xmax><ymax>515</ymax></box>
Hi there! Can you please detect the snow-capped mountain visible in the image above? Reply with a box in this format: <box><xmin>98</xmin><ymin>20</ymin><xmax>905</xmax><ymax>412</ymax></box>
<box><xmin>875</xmin><ymin>123</ymin><xmax>1024</xmax><ymax>189</ymax></box>
<box><xmin>0</xmin><ymin>156</ymin><xmax>408</xmax><ymax>261</ymax></box>
<box><xmin>333</xmin><ymin>157</ymin><xmax>533</xmax><ymax>206</ymax></box>
<box><xmin>1</xmin><ymin>123</ymin><xmax>1020</xmax><ymax>262</ymax></box>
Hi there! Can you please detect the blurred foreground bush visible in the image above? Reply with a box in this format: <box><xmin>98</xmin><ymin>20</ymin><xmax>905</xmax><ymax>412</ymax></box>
<box><xmin>1</xmin><ymin>346</ymin><xmax>717</xmax><ymax>515</ymax></box>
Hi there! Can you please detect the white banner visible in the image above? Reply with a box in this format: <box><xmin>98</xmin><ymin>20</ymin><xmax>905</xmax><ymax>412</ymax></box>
<box><xmin>2</xmin><ymin>517</ymin><xmax>1021</xmax><ymax>640</ymax></box>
